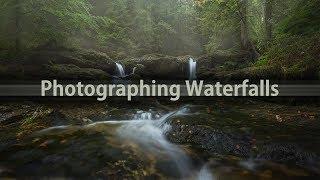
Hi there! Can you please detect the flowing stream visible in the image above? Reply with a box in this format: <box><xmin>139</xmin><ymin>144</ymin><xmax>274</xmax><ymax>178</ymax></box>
<box><xmin>116</xmin><ymin>111</ymin><xmax>192</xmax><ymax>178</ymax></box>
<box><xmin>3</xmin><ymin>102</ymin><xmax>318</xmax><ymax>179</ymax></box>
<box><xmin>88</xmin><ymin>107</ymin><xmax>213</xmax><ymax>179</ymax></box>
<box><xmin>30</xmin><ymin>106</ymin><xmax>214</xmax><ymax>179</ymax></box>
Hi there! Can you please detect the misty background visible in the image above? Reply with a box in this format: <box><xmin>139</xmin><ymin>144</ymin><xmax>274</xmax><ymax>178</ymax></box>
<box><xmin>1</xmin><ymin>0</ymin><xmax>315</xmax><ymax>58</ymax></box>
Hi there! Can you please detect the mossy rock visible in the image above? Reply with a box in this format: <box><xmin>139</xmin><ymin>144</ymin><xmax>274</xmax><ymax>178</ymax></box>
<box><xmin>0</xmin><ymin>49</ymin><xmax>117</xmax><ymax>80</ymax></box>
<box><xmin>47</xmin><ymin>64</ymin><xmax>111</xmax><ymax>80</ymax></box>
<box><xmin>27</xmin><ymin>49</ymin><xmax>116</xmax><ymax>72</ymax></box>
<box><xmin>262</xmin><ymin>33</ymin><xmax>320</xmax><ymax>80</ymax></box>
<box><xmin>218</xmin><ymin>66</ymin><xmax>282</xmax><ymax>80</ymax></box>
<box><xmin>121</xmin><ymin>54</ymin><xmax>189</xmax><ymax>79</ymax></box>
<box><xmin>198</xmin><ymin>65</ymin><xmax>282</xmax><ymax>81</ymax></box>
<box><xmin>197</xmin><ymin>50</ymin><xmax>253</xmax><ymax>70</ymax></box>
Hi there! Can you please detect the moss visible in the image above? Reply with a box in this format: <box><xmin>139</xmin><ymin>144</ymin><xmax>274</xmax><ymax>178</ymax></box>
<box><xmin>75</xmin><ymin>49</ymin><xmax>113</xmax><ymax>66</ymax></box>
<box><xmin>249</xmin><ymin>0</ymin><xmax>320</xmax><ymax>80</ymax></box>
<box><xmin>253</xmin><ymin>33</ymin><xmax>320</xmax><ymax>80</ymax></box>
<box><xmin>253</xmin><ymin>56</ymin><xmax>269</xmax><ymax>67</ymax></box>
<box><xmin>48</xmin><ymin>64</ymin><xmax>111</xmax><ymax>80</ymax></box>
<box><xmin>214</xmin><ymin>65</ymin><xmax>282</xmax><ymax>80</ymax></box>
<box><xmin>277</xmin><ymin>0</ymin><xmax>320</xmax><ymax>36</ymax></box>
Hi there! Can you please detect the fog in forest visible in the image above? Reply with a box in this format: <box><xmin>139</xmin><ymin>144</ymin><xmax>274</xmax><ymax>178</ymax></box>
<box><xmin>1</xmin><ymin>0</ymin><xmax>310</xmax><ymax>58</ymax></box>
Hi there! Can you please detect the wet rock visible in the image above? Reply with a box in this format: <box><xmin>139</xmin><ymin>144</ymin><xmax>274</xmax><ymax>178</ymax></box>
<box><xmin>0</xmin><ymin>49</ymin><xmax>115</xmax><ymax>80</ymax></box>
<box><xmin>44</xmin><ymin>110</ymin><xmax>81</xmax><ymax>126</ymax></box>
<box><xmin>122</xmin><ymin>54</ymin><xmax>189</xmax><ymax>79</ymax></box>
<box><xmin>0</xmin><ymin>126</ymin><xmax>163</xmax><ymax>179</ymax></box>
<box><xmin>42</xmin><ymin>154</ymin><xmax>69</xmax><ymax>164</ymax></box>
<box><xmin>0</xmin><ymin>104</ymin><xmax>33</xmax><ymax>126</ymax></box>
<box><xmin>197</xmin><ymin>50</ymin><xmax>253</xmax><ymax>80</ymax></box>
<box><xmin>82</xmin><ymin>117</ymin><xmax>93</xmax><ymax>124</ymax></box>
<box><xmin>27</xmin><ymin>49</ymin><xmax>114</xmax><ymax>72</ymax></box>
<box><xmin>134</xmin><ymin>64</ymin><xmax>146</xmax><ymax>75</ymax></box>
<box><xmin>0</xmin><ymin>113</ymin><xmax>24</xmax><ymax>126</ymax></box>
<box><xmin>257</xmin><ymin>143</ymin><xmax>319</xmax><ymax>166</ymax></box>
<box><xmin>167</xmin><ymin>124</ymin><xmax>253</xmax><ymax>158</ymax></box>
<box><xmin>197</xmin><ymin>51</ymin><xmax>248</xmax><ymax>70</ymax></box>
<box><xmin>45</xmin><ymin>64</ymin><xmax>111</xmax><ymax>80</ymax></box>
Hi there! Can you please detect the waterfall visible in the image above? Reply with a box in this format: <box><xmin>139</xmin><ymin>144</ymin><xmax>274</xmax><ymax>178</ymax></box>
<box><xmin>116</xmin><ymin>111</ymin><xmax>192</xmax><ymax>178</ymax></box>
<box><xmin>35</xmin><ymin>107</ymin><xmax>214</xmax><ymax>179</ymax></box>
<box><xmin>197</xmin><ymin>165</ymin><xmax>215</xmax><ymax>180</ymax></box>
<box><xmin>115</xmin><ymin>108</ymin><xmax>213</xmax><ymax>179</ymax></box>
<box><xmin>115</xmin><ymin>62</ymin><xmax>126</xmax><ymax>77</ymax></box>
<box><xmin>189</xmin><ymin>58</ymin><xmax>197</xmax><ymax>80</ymax></box>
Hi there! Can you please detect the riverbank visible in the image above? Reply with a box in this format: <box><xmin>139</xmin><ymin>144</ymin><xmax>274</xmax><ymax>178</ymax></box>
<box><xmin>1</xmin><ymin>98</ymin><xmax>319</xmax><ymax>178</ymax></box>
<box><xmin>1</xmin><ymin>47</ymin><xmax>318</xmax><ymax>81</ymax></box>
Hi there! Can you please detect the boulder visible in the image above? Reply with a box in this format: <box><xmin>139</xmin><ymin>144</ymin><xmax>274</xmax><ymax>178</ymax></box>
<box><xmin>45</xmin><ymin>64</ymin><xmax>111</xmax><ymax>80</ymax></box>
<box><xmin>122</xmin><ymin>54</ymin><xmax>190</xmax><ymax>80</ymax></box>
<box><xmin>26</xmin><ymin>49</ymin><xmax>115</xmax><ymax>72</ymax></box>
<box><xmin>0</xmin><ymin>49</ymin><xmax>116</xmax><ymax>80</ymax></box>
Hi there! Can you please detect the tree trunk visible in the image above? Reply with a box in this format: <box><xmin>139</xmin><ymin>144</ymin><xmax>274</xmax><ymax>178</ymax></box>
<box><xmin>239</xmin><ymin>0</ymin><xmax>249</xmax><ymax>49</ymax></box>
<box><xmin>239</xmin><ymin>0</ymin><xmax>260</xmax><ymax>59</ymax></box>
<box><xmin>265</xmin><ymin>0</ymin><xmax>273</xmax><ymax>41</ymax></box>
<box><xmin>15</xmin><ymin>0</ymin><xmax>22</xmax><ymax>53</ymax></box>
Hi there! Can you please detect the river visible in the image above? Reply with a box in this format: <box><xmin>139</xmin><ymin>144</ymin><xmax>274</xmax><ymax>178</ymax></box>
<box><xmin>0</xmin><ymin>100</ymin><xmax>320</xmax><ymax>179</ymax></box>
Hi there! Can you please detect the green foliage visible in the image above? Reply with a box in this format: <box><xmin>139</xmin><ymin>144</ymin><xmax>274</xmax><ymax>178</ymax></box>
<box><xmin>0</xmin><ymin>0</ymin><xmax>318</xmax><ymax>71</ymax></box>
<box><xmin>244</xmin><ymin>0</ymin><xmax>302</xmax><ymax>51</ymax></box>
<box><xmin>247</xmin><ymin>0</ymin><xmax>265</xmax><ymax>50</ymax></box>
<box><xmin>253</xmin><ymin>56</ymin><xmax>269</xmax><ymax>67</ymax></box>
<box><xmin>198</xmin><ymin>0</ymin><xmax>241</xmax><ymax>53</ymax></box>
<box><xmin>0</xmin><ymin>0</ymin><xmax>202</xmax><ymax>56</ymax></box>
<box><xmin>264</xmin><ymin>33</ymin><xmax>320</xmax><ymax>79</ymax></box>
<box><xmin>252</xmin><ymin>0</ymin><xmax>320</xmax><ymax>79</ymax></box>
<box><xmin>0</xmin><ymin>0</ymin><xmax>100</xmax><ymax>49</ymax></box>
<box><xmin>277</xmin><ymin>0</ymin><xmax>320</xmax><ymax>36</ymax></box>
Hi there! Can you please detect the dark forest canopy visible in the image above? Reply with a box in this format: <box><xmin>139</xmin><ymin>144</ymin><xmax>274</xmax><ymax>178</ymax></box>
<box><xmin>0</xmin><ymin>0</ymin><xmax>319</xmax><ymax>58</ymax></box>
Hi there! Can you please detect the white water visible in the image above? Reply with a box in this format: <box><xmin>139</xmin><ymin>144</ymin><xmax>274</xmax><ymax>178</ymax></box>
<box><xmin>197</xmin><ymin>165</ymin><xmax>215</xmax><ymax>180</ymax></box>
<box><xmin>35</xmin><ymin>107</ymin><xmax>214</xmax><ymax>179</ymax></box>
<box><xmin>115</xmin><ymin>62</ymin><xmax>126</xmax><ymax>77</ymax></box>
<box><xmin>117</xmin><ymin>110</ymin><xmax>192</xmax><ymax>177</ymax></box>
<box><xmin>189</xmin><ymin>58</ymin><xmax>197</xmax><ymax>80</ymax></box>
<box><xmin>115</xmin><ymin>108</ymin><xmax>213</xmax><ymax>179</ymax></box>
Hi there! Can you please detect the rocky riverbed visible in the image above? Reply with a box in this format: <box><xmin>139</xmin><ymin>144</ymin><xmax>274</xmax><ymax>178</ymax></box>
<box><xmin>1</xmin><ymin>99</ymin><xmax>320</xmax><ymax>179</ymax></box>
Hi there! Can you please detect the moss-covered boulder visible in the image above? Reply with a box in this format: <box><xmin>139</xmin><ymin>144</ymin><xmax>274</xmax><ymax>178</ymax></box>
<box><xmin>46</xmin><ymin>64</ymin><xmax>111</xmax><ymax>80</ymax></box>
<box><xmin>26</xmin><ymin>49</ymin><xmax>115</xmax><ymax>71</ymax></box>
<box><xmin>121</xmin><ymin>54</ymin><xmax>190</xmax><ymax>79</ymax></box>
<box><xmin>0</xmin><ymin>49</ymin><xmax>116</xmax><ymax>80</ymax></box>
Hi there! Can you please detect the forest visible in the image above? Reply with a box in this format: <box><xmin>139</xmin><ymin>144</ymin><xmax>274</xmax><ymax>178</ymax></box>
<box><xmin>1</xmin><ymin>0</ymin><xmax>320</xmax><ymax>179</ymax></box>
<box><xmin>0</xmin><ymin>0</ymin><xmax>319</xmax><ymax>80</ymax></box>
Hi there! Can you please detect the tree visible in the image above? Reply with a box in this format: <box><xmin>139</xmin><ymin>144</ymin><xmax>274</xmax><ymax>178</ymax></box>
<box><xmin>239</xmin><ymin>0</ymin><xmax>249</xmax><ymax>49</ymax></box>
<box><xmin>265</xmin><ymin>0</ymin><xmax>273</xmax><ymax>41</ymax></box>
<box><xmin>14</xmin><ymin>0</ymin><xmax>22</xmax><ymax>53</ymax></box>
<box><xmin>237</xmin><ymin>0</ymin><xmax>260</xmax><ymax>58</ymax></box>
<box><xmin>239</xmin><ymin>0</ymin><xmax>260</xmax><ymax>58</ymax></box>
<box><xmin>0</xmin><ymin>0</ymin><xmax>100</xmax><ymax>50</ymax></box>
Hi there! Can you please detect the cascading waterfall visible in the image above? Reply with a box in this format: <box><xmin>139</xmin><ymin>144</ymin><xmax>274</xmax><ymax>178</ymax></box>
<box><xmin>116</xmin><ymin>110</ymin><xmax>192</xmax><ymax>178</ymax></box>
<box><xmin>189</xmin><ymin>58</ymin><xmax>197</xmax><ymax>80</ymax></box>
<box><xmin>115</xmin><ymin>108</ymin><xmax>213</xmax><ymax>179</ymax></box>
<box><xmin>35</xmin><ymin>107</ymin><xmax>213</xmax><ymax>179</ymax></box>
<box><xmin>115</xmin><ymin>62</ymin><xmax>126</xmax><ymax>78</ymax></box>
